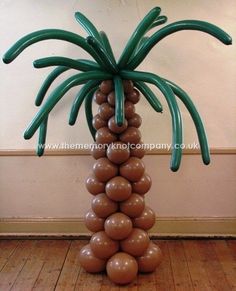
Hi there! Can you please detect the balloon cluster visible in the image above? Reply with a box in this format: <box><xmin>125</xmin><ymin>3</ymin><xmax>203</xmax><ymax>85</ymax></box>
<box><xmin>2</xmin><ymin>5</ymin><xmax>232</xmax><ymax>286</ymax></box>
<box><xmin>79</xmin><ymin>80</ymin><xmax>162</xmax><ymax>284</ymax></box>
<box><xmin>2</xmin><ymin>7</ymin><xmax>232</xmax><ymax>171</ymax></box>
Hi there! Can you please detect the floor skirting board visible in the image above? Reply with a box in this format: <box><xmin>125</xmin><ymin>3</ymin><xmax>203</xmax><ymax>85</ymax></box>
<box><xmin>0</xmin><ymin>147</ymin><xmax>236</xmax><ymax>156</ymax></box>
<box><xmin>0</xmin><ymin>217</ymin><xmax>235</xmax><ymax>238</ymax></box>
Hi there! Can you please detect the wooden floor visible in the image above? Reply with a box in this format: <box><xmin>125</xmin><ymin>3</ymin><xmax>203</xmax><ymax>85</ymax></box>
<box><xmin>0</xmin><ymin>239</ymin><xmax>235</xmax><ymax>290</ymax></box>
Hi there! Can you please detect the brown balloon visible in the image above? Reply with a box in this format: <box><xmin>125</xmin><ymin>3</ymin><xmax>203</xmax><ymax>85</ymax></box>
<box><xmin>100</xmin><ymin>80</ymin><xmax>114</xmax><ymax>94</ymax></box>
<box><xmin>107</xmin><ymin>141</ymin><xmax>130</xmax><ymax>164</ymax></box>
<box><xmin>94</xmin><ymin>89</ymin><xmax>107</xmax><ymax>105</ymax></box>
<box><xmin>128</xmin><ymin>113</ymin><xmax>142</xmax><ymax>128</ymax></box>
<box><xmin>108</xmin><ymin>116</ymin><xmax>128</xmax><ymax>134</ymax></box>
<box><xmin>120</xmin><ymin>193</ymin><xmax>145</xmax><ymax>218</ymax></box>
<box><xmin>93</xmin><ymin>157</ymin><xmax>118</xmax><ymax>182</ymax></box>
<box><xmin>91</xmin><ymin>193</ymin><xmax>118</xmax><ymax>218</ymax></box>
<box><xmin>104</xmin><ymin>212</ymin><xmax>133</xmax><ymax>240</ymax></box>
<box><xmin>132</xmin><ymin>206</ymin><xmax>156</xmax><ymax>230</ymax></box>
<box><xmin>98</xmin><ymin>102</ymin><xmax>115</xmax><ymax>120</ymax></box>
<box><xmin>85</xmin><ymin>174</ymin><xmax>105</xmax><ymax>195</ymax></box>
<box><xmin>119</xmin><ymin>127</ymin><xmax>141</xmax><ymax>144</ymax></box>
<box><xmin>105</xmin><ymin>176</ymin><xmax>132</xmax><ymax>201</ymax></box>
<box><xmin>120</xmin><ymin>157</ymin><xmax>145</xmax><ymax>182</ymax></box>
<box><xmin>92</xmin><ymin>114</ymin><xmax>107</xmax><ymax>130</ymax></box>
<box><xmin>126</xmin><ymin>88</ymin><xmax>140</xmax><ymax>104</ymax></box>
<box><xmin>120</xmin><ymin>228</ymin><xmax>150</xmax><ymax>257</ymax></box>
<box><xmin>95</xmin><ymin>127</ymin><xmax>117</xmax><ymax>144</ymax></box>
<box><xmin>130</xmin><ymin>142</ymin><xmax>145</xmax><ymax>158</ymax></box>
<box><xmin>137</xmin><ymin>242</ymin><xmax>162</xmax><ymax>273</ymax></box>
<box><xmin>107</xmin><ymin>91</ymin><xmax>116</xmax><ymax>107</ymax></box>
<box><xmin>132</xmin><ymin>173</ymin><xmax>152</xmax><ymax>195</ymax></box>
<box><xmin>90</xmin><ymin>231</ymin><xmax>119</xmax><ymax>259</ymax></box>
<box><xmin>78</xmin><ymin>244</ymin><xmax>106</xmax><ymax>273</ymax></box>
<box><xmin>124</xmin><ymin>101</ymin><xmax>136</xmax><ymax>119</ymax></box>
<box><xmin>91</xmin><ymin>143</ymin><xmax>106</xmax><ymax>159</ymax></box>
<box><xmin>106</xmin><ymin>252</ymin><xmax>138</xmax><ymax>285</ymax></box>
<box><xmin>122</xmin><ymin>80</ymin><xmax>134</xmax><ymax>94</ymax></box>
<box><xmin>84</xmin><ymin>209</ymin><xmax>105</xmax><ymax>232</ymax></box>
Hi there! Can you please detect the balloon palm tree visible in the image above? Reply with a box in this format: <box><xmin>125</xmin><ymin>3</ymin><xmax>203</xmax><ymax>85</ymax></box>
<box><xmin>3</xmin><ymin>7</ymin><xmax>232</xmax><ymax>285</ymax></box>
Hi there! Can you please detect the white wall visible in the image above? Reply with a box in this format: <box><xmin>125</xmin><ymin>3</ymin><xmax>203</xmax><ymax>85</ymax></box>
<box><xmin>0</xmin><ymin>0</ymin><xmax>235</xmax><ymax>220</ymax></box>
<box><xmin>1</xmin><ymin>155</ymin><xmax>236</xmax><ymax>218</ymax></box>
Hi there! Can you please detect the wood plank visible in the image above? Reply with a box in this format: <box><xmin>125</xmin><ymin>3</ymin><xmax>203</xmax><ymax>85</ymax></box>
<box><xmin>55</xmin><ymin>240</ymin><xmax>85</xmax><ymax>291</ymax></box>
<box><xmin>227</xmin><ymin>240</ymin><xmax>236</xmax><ymax>261</ymax></box>
<box><xmin>168</xmin><ymin>240</ymin><xmax>194</xmax><ymax>291</ymax></box>
<box><xmin>0</xmin><ymin>240</ymin><xmax>35</xmax><ymax>290</ymax></box>
<box><xmin>183</xmin><ymin>240</ymin><xmax>212</xmax><ymax>291</ymax></box>
<box><xmin>0</xmin><ymin>239</ymin><xmax>235</xmax><ymax>290</ymax></box>
<box><xmin>0</xmin><ymin>240</ymin><xmax>19</xmax><ymax>271</ymax></box>
<box><xmin>32</xmin><ymin>240</ymin><xmax>71</xmax><ymax>290</ymax></box>
<box><xmin>74</xmin><ymin>268</ymin><xmax>103</xmax><ymax>291</ymax></box>
<box><xmin>11</xmin><ymin>240</ymin><xmax>60</xmax><ymax>291</ymax></box>
<box><xmin>122</xmin><ymin>277</ymin><xmax>138</xmax><ymax>291</ymax></box>
<box><xmin>212</xmin><ymin>240</ymin><xmax>236</xmax><ymax>290</ymax></box>
<box><xmin>138</xmin><ymin>272</ymin><xmax>156</xmax><ymax>291</ymax></box>
<box><xmin>155</xmin><ymin>240</ymin><xmax>175</xmax><ymax>291</ymax></box>
<box><xmin>197</xmin><ymin>240</ymin><xmax>231</xmax><ymax>291</ymax></box>
<box><xmin>100</xmin><ymin>272</ymin><xmax>120</xmax><ymax>291</ymax></box>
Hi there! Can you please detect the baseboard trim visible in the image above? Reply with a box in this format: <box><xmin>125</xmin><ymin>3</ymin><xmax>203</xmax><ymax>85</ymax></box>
<box><xmin>0</xmin><ymin>148</ymin><xmax>236</xmax><ymax>156</ymax></box>
<box><xmin>0</xmin><ymin>217</ymin><xmax>235</xmax><ymax>238</ymax></box>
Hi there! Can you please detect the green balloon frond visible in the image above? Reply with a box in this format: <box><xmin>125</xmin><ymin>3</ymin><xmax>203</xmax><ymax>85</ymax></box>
<box><xmin>2</xmin><ymin>7</ymin><xmax>232</xmax><ymax>171</ymax></box>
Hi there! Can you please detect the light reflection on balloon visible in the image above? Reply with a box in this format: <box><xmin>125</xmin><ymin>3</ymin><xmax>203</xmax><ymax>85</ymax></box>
<box><xmin>120</xmin><ymin>228</ymin><xmax>150</xmax><ymax>257</ymax></box>
<box><xmin>90</xmin><ymin>231</ymin><xmax>119</xmax><ymax>259</ymax></box>
<box><xmin>92</xmin><ymin>193</ymin><xmax>118</xmax><ymax>218</ymax></box>
<box><xmin>78</xmin><ymin>244</ymin><xmax>106</xmax><ymax>273</ymax></box>
<box><xmin>107</xmin><ymin>252</ymin><xmax>138</xmax><ymax>285</ymax></box>
<box><xmin>137</xmin><ymin>242</ymin><xmax>162</xmax><ymax>273</ymax></box>
<box><xmin>105</xmin><ymin>212</ymin><xmax>133</xmax><ymax>240</ymax></box>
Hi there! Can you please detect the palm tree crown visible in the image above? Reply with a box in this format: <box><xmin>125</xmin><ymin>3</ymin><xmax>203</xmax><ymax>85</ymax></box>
<box><xmin>2</xmin><ymin>7</ymin><xmax>232</xmax><ymax>171</ymax></box>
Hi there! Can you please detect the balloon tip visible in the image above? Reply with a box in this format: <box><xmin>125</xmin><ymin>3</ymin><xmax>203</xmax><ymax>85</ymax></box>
<box><xmin>170</xmin><ymin>157</ymin><xmax>181</xmax><ymax>172</ymax></box>
<box><xmin>23</xmin><ymin>131</ymin><xmax>31</xmax><ymax>140</ymax></box>
<box><xmin>2</xmin><ymin>55</ymin><xmax>11</xmax><ymax>64</ymax></box>
<box><xmin>37</xmin><ymin>150</ymin><xmax>44</xmax><ymax>157</ymax></box>
<box><xmin>153</xmin><ymin>7</ymin><xmax>161</xmax><ymax>13</ymax></box>
<box><xmin>69</xmin><ymin>119</ymin><xmax>75</xmax><ymax>126</ymax></box>
<box><xmin>204</xmin><ymin>159</ymin><xmax>210</xmax><ymax>165</ymax></box>
<box><xmin>224</xmin><ymin>35</ymin><xmax>232</xmax><ymax>45</ymax></box>
<box><xmin>33</xmin><ymin>60</ymin><xmax>39</xmax><ymax>68</ymax></box>
<box><xmin>171</xmin><ymin>166</ymin><xmax>179</xmax><ymax>172</ymax></box>
<box><xmin>86</xmin><ymin>36</ymin><xmax>95</xmax><ymax>45</ymax></box>
<box><xmin>35</xmin><ymin>100</ymin><xmax>41</xmax><ymax>107</ymax></box>
<box><xmin>74</xmin><ymin>12</ymin><xmax>80</xmax><ymax>18</ymax></box>
<box><xmin>227</xmin><ymin>37</ymin><xmax>232</xmax><ymax>45</ymax></box>
<box><xmin>117</xmin><ymin>121</ymin><xmax>124</xmax><ymax>127</ymax></box>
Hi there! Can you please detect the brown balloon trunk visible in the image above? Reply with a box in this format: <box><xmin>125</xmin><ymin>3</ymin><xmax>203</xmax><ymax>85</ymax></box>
<box><xmin>79</xmin><ymin>80</ymin><xmax>162</xmax><ymax>285</ymax></box>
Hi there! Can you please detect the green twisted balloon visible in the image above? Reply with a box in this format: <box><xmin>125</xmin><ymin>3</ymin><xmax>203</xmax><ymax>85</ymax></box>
<box><xmin>85</xmin><ymin>87</ymin><xmax>98</xmax><ymax>141</ymax></box>
<box><xmin>120</xmin><ymin>70</ymin><xmax>183</xmax><ymax>171</ymax></box>
<box><xmin>127</xmin><ymin>20</ymin><xmax>232</xmax><ymax>70</ymax></box>
<box><xmin>24</xmin><ymin>71</ymin><xmax>112</xmax><ymax>139</ymax></box>
<box><xmin>2</xmin><ymin>8</ymin><xmax>232</xmax><ymax>171</ymax></box>
<box><xmin>69</xmin><ymin>79</ymin><xmax>101</xmax><ymax>125</ymax></box>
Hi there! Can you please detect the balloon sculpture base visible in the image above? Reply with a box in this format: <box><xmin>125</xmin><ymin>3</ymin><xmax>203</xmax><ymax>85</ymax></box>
<box><xmin>78</xmin><ymin>80</ymin><xmax>162</xmax><ymax>285</ymax></box>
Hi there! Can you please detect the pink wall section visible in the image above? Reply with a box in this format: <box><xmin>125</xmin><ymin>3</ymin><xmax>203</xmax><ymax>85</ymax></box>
<box><xmin>0</xmin><ymin>154</ymin><xmax>235</xmax><ymax>218</ymax></box>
